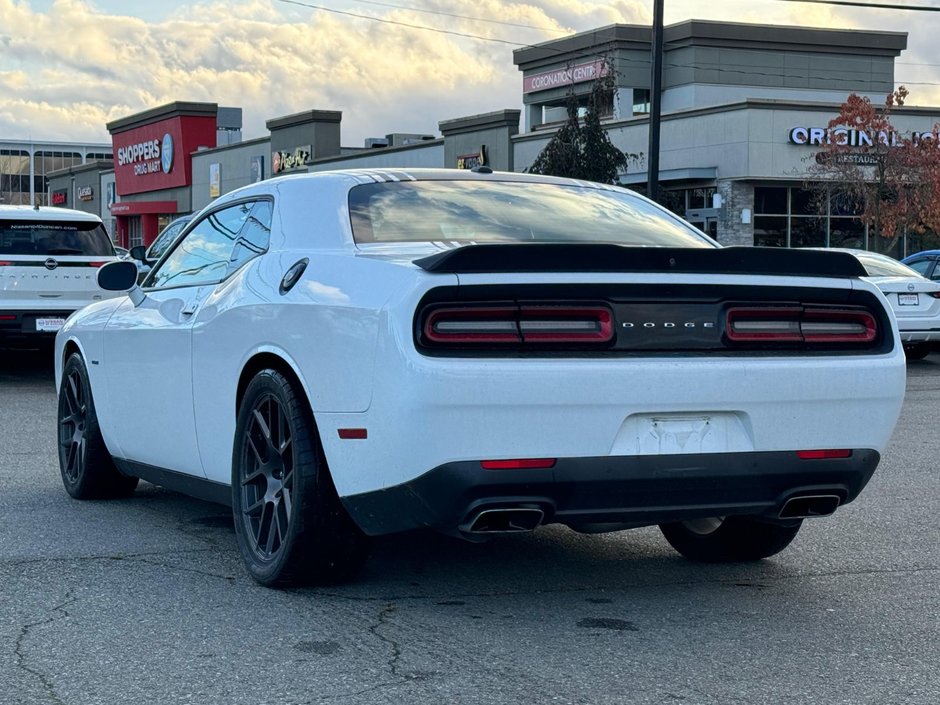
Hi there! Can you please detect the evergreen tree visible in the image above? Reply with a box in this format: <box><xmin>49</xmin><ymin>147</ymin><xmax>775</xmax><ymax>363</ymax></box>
<box><xmin>528</xmin><ymin>68</ymin><xmax>636</xmax><ymax>184</ymax></box>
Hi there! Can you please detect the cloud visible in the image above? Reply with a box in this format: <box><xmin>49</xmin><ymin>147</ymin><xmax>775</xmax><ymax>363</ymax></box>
<box><xmin>1</xmin><ymin>0</ymin><xmax>937</xmax><ymax>149</ymax></box>
<box><xmin>0</xmin><ymin>0</ymin><xmax>648</xmax><ymax>145</ymax></box>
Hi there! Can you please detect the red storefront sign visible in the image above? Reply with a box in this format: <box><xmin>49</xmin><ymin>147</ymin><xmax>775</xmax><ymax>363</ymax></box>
<box><xmin>109</xmin><ymin>201</ymin><xmax>177</xmax><ymax>215</ymax></box>
<box><xmin>111</xmin><ymin>115</ymin><xmax>216</xmax><ymax>197</ymax></box>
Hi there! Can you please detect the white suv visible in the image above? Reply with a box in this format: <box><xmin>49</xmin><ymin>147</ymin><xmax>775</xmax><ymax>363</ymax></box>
<box><xmin>0</xmin><ymin>205</ymin><xmax>122</xmax><ymax>347</ymax></box>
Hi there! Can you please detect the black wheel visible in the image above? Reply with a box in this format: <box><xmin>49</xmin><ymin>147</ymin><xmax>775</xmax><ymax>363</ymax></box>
<box><xmin>231</xmin><ymin>369</ymin><xmax>367</xmax><ymax>587</ymax></box>
<box><xmin>659</xmin><ymin>516</ymin><xmax>802</xmax><ymax>562</ymax></box>
<box><xmin>57</xmin><ymin>353</ymin><xmax>139</xmax><ymax>499</ymax></box>
<box><xmin>904</xmin><ymin>343</ymin><xmax>930</xmax><ymax>361</ymax></box>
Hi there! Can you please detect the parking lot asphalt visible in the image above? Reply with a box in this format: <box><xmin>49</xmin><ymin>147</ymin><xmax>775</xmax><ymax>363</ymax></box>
<box><xmin>1</xmin><ymin>348</ymin><xmax>938</xmax><ymax>705</ymax></box>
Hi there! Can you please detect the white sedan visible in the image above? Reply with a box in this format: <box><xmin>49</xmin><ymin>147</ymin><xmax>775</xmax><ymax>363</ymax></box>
<box><xmin>54</xmin><ymin>169</ymin><xmax>906</xmax><ymax>586</ymax></box>
<box><xmin>824</xmin><ymin>248</ymin><xmax>940</xmax><ymax>360</ymax></box>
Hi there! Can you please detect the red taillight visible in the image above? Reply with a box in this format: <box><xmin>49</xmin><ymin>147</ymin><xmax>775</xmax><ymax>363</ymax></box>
<box><xmin>422</xmin><ymin>304</ymin><xmax>613</xmax><ymax>347</ymax></box>
<box><xmin>726</xmin><ymin>307</ymin><xmax>877</xmax><ymax>344</ymax></box>
<box><xmin>0</xmin><ymin>261</ymin><xmax>11</xmax><ymax>266</ymax></box>
<box><xmin>928</xmin><ymin>292</ymin><xmax>940</xmax><ymax>299</ymax></box>
<box><xmin>424</xmin><ymin>306</ymin><xmax>520</xmax><ymax>344</ymax></box>
<box><xmin>797</xmin><ymin>449</ymin><xmax>852</xmax><ymax>460</ymax></box>
<box><xmin>481</xmin><ymin>458</ymin><xmax>556</xmax><ymax>470</ymax></box>
<box><xmin>518</xmin><ymin>306</ymin><xmax>612</xmax><ymax>343</ymax></box>
<box><xmin>0</xmin><ymin>315</ymin><xmax>16</xmax><ymax>321</ymax></box>
<box><xmin>89</xmin><ymin>261</ymin><xmax>108</xmax><ymax>268</ymax></box>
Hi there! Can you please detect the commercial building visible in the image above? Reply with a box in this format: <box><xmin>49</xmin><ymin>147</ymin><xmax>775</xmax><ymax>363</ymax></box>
<box><xmin>1</xmin><ymin>139</ymin><xmax>112</xmax><ymax>207</ymax></box>
<box><xmin>46</xmin><ymin>19</ymin><xmax>940</xmax><ymax>255</ymax></box>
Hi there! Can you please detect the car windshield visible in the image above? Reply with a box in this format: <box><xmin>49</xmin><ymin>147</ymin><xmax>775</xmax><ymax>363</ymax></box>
<box><xmin>855</xmin><ymin>251</ymin><xmax>923</xmax><ymax>278</ymax></box>
<box><xmin>0</xmin><ymin>220</ymin><xmax>114</xmax><ymax>256</ymax></box>
<box><xmin>348</xmin><ymin>180</ymin><xmax>714</xmax><ymax>248</ymax></box>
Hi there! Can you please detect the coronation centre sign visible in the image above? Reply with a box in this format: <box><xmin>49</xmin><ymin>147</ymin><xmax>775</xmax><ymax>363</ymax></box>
<box><xmin>523</xmin><ymin>60</ymin><xmax>609</xmax><ymax>94</ymax></box>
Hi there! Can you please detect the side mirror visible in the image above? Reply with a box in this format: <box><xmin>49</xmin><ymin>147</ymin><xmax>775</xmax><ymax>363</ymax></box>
<box><xmin>97</xmin><ymin>261</ymin><xmax>140</xmax><ymax>291</ymax></box>
<box><xmin>129</xmin><ymin>245</ymin><xmax>148</xmax><ymax>262</ymax></box>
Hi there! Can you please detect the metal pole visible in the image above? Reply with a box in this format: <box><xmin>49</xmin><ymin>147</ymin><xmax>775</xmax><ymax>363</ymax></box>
<box><xmin>647</xmin><ymin>0</ymin><xmax>664</xmax><ymax>203</ymax></box>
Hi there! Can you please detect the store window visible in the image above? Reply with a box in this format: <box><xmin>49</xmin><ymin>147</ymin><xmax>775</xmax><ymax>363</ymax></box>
<box><xmin>754</xmin><ymin>215</ymin><xmax>787</xmax><ymax>248</ymax></box>
<box><xmin>753</xmin><ymin>185</ymin><xmax>867</xmax><ymax>249</ymax></box>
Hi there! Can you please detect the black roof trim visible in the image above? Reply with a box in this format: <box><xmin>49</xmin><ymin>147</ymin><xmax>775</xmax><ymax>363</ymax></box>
<box><xmin>414</xmin><ymin>244</ymin><xmax>867</xmax><ymax>278</ymax></box>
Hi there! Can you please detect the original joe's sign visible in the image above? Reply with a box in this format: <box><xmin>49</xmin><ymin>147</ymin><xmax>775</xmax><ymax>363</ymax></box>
<box><xmin>788</xmin><ymin>126</ymin><xmax>938</xmax><ymax>147</ymax></box>
<box><xmin>272</xmin><ymin>146</ymin><xmax>311</xmax><ymax>174</ymax></box>
<box><xmin>523</xmin><ymin>60</ymin><xmax>609</xmax><ymax>94</ymax></box>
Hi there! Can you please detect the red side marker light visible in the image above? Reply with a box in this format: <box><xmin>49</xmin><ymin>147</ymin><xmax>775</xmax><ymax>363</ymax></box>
<box><xmin>0</xmin><ymin>315</ymin><xmax>15</xmax><ymax>321</ymax></box>
<box><xmin>797</xmin><ymin>449</ymin><xmax>851</xmax><ymax>460</ymax></box>
<box><xmin>481</xmin><ymin>458</ymin><xmax>556</xmax><ymax>470</ymax></box>
<box><xmin>338</xmin><ymin>428</ymin><xmax>368</xmax><ymax>440</ymax></box>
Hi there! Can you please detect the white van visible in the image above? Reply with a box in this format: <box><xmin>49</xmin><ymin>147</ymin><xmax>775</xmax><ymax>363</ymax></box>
<box><xmin>0</xmin><ymin>205</ymin><xmax>122</xmax><ymax>346</ymax></box>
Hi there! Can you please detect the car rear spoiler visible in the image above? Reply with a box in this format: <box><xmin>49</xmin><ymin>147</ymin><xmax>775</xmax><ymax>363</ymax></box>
<box><xmin>414</xmin><ymin>244</ymin><xmax>867</xmax><ymax>278</ymax></box>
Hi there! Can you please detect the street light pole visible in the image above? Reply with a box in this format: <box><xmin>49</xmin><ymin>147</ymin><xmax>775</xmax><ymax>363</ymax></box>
<box><xmin>647</xmin><ymin>0</ymin><xmax>665</xmax><ymax>203</ymax></box>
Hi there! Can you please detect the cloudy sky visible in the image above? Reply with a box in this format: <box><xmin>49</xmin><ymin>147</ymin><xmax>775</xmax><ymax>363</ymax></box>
<box><xmin>1</xmin><ymin>0</ymin><xmax>938</xmax><ymax>147</ymax></box>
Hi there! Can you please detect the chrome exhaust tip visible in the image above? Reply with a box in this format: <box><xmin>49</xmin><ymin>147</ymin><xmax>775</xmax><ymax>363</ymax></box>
<box><xmin>779</xmin><ymin>494</ymin><xmax>841</xmax><ymax>519</ymax></box>
<box><xmin>462</xmin><ymin>507</ymin><xmax>545</xmax><ymax>534</ymax></box>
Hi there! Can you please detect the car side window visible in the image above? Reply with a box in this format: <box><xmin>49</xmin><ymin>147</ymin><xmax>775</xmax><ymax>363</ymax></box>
<box><xmin>228</xmin><ymin>200</ymin><xmax>272</xmax><ymax>276</ymax></box>
<box><xmin>148</xmin><ymin>203</ymin><xmax>252</xmax><ymax>290</ymax></box>
<box><xmin>906</xmin><ymin>259</ymin><xmax>932</xmax><ymax>277</ymax></box>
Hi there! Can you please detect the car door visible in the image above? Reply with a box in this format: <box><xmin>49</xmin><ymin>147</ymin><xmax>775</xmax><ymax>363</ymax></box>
<box><xmin>102</xmin><ymin>202</ymin><xmax>253</xmax><ymax>476</ymax></box>
<box><xmin>191</xmin><ymin>200</ymin><xmax>275</xmax><ymax>484</ymax></box>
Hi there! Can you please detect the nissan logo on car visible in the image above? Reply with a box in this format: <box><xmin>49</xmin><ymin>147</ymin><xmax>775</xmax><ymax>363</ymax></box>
<box><xmin>44</xmin><ymin>258</ymin><xmax>58</xmax><ymax>271</ymax></box>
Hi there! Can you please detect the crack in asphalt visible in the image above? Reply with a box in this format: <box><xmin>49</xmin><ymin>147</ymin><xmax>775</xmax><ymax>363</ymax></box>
<box><xmin>13</xmin><ymin>589</ymin><xmax>76</xmax><ymax>705</ymax></box>
<box><xmin>371</xmin><ymin>603</ymin><xmax>404</xmax><ymax>680</ymax></box>
<box><xmin>303</xmin><ymin>603</ymin><xmax>429</xmax><ymax>703</ymax></box>
<box><xmin>127</xmin><ymin>555</ymin><xmax>237</xmax><ymax>583</ymax></box>
<box><xmin>0</xmin><ymin>548</ymin><xmax>215</xmax><ymax>569</ymax></box>
<box><xmin>303</xmin><ymin>679</ymin><xmax>406</xmax><ymax>703</ymax></box>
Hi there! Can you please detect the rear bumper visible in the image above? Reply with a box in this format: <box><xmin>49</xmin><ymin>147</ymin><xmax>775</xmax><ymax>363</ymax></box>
<box><xmin>0</xmin><ymin>309</ymin><xmax>73</xmax><ymax>343</ymax></box>
<box><xmin>341</xmin><ymin>449</ymin><xmax>880</xmax><ymax>536</ymax></box>
<box><xmin>897</xmin><ymin>328</ymin><xmax>940</xmax><ymax>343</ymax></box>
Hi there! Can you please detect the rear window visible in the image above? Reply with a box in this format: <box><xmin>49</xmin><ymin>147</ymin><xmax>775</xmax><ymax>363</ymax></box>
<box><xmin>348</xmin><ymin>181</ymin><xmax>714</xmax><ymax>248</ymax></box>
<box><xmin>0</xmin><ymin>220</ymin><xmax>114</xmax><ymax>256</ymax></box>
<box><xmin>854</xmin><ymin>252</ymin><xmax>922</xmax><ymax>278</ymax></box>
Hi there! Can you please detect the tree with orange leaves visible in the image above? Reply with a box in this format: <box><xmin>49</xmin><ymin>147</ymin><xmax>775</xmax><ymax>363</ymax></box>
<box><xmin>807</xmin><ymin>87</ymin><xmax>940</xmax><ymax>253</ymax></box>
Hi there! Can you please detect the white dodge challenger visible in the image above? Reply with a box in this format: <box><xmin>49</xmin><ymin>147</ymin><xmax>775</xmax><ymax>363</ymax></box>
<box><xmin>54</xmin><ymin>169</ymin><xmax>906</xmax><ymax>586</ymax></box>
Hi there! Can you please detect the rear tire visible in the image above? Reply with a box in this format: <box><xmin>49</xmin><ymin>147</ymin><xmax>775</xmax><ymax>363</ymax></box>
<box><xmin>231</xmin><ymin>369</ymin><xmax>367</xmax><ymax>587</ymax></box>
<box><xmin>904</xmin><ymin>343</ymin><xmax>930</xmax><ymax>361</ymax></box>
<box><xmin>659</xmin><ymin>516</ymin><xmax>802</xmax><ymax>562</ymax></box>
<box><xmin>57</xmin><ymin>353</ymin><xmax>139</xmax><ymax>499</ymax></box>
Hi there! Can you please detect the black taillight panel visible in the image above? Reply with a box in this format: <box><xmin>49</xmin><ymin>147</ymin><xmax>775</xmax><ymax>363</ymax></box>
<box><xmin>413</xmin><ymin>284</ymin><xmax>893</xmax><ymax>357</ymax></box>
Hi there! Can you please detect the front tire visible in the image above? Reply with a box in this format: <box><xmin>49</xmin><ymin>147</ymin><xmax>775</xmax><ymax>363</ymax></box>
<box><xmin>231</xmin><ymin>369</ymin><xmax>367</xmax><ymax>587</ymax></box>
<box><xmin>57</xmin><ymin>353</ymin><xmax>139</xmax><ymax>499</ymax></box>
<box><xmin>659</xmin><ymin>516</ymin><xmax>802</xmax><ymax>562</ymax></box>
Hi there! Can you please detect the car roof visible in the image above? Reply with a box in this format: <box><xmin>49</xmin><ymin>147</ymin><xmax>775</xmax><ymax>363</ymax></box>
<box><xmin>902</xmin><ymin>250</ymin><xmax>940</xmax><ymax>259</ymax></box>
<box><xmin>0</xmin><ymin>205</ymin><xmax>103</xmax><ymax>223</ymax></box>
